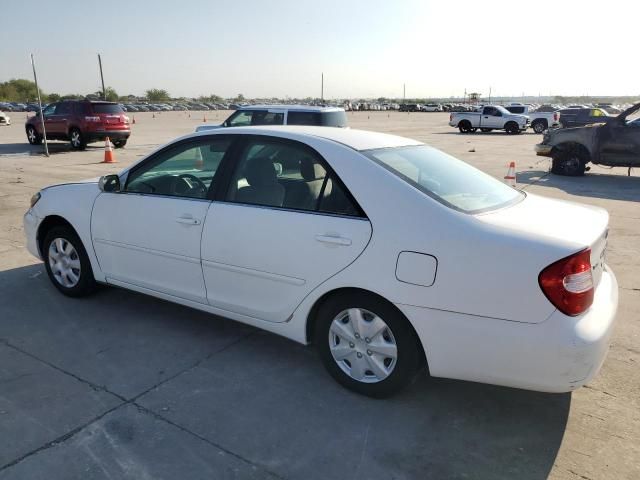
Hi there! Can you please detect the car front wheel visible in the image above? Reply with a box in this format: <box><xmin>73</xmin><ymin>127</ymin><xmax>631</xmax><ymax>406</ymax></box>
<box><xmin>43</xmin><ymin>226</ymin><xmax>96</xmax><ymax>297</ymax></box>
<box><xmin>26</xmin><ymin>126</ymin><xmax>42</xmax><ymax>145</ymax></box>
<box><xmin>315</xmin><ymin>292</ymin><xmax>423</xmax><ymax>398</ymax></box>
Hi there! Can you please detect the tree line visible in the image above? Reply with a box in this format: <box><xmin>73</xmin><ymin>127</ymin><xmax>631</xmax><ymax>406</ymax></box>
<box><xmin>0</xmin><ymin>79</ymin><xmax>245</xmax><ymax>104</ymax></box>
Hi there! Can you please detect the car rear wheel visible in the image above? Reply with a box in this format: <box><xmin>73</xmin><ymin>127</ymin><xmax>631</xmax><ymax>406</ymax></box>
<box><xmin>315</xmin><ymin>292</ymin><xmax>423</xmax><ymax>398</ymax></box>
<box><xmin>532</xmin><ymin>120</ymin><xmax>547</xmax><ymax>134</ymax></box>
<box><xmin>69</xmin><ymin>128</ymin><xmax>86</xmax><ymax>150</ymax></box>
<box><xmin>43</xmin><ymin>226</ymin><xmax>96</xmax><ymax>297</ymax></box>
<box><xmin>26</xmin><ymin>126</ymin><xmax>42</xmax><ymax>145</ymax></box>
<box><xmin>458</xmin><ymin>120</ymin><xmax>472</xmax><ymax>133</ymax></box>
<box><xmin>113</xmin><ymin>139</ymin><xmax>127</xmax><ymax>148</ymax></box>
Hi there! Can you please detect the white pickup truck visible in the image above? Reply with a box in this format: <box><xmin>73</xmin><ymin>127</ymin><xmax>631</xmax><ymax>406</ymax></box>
<box><xmin>504</xmin><ymin>104</ymin><xmax>560</xmax><ymax>134</ymax></box>
<box><xmin>449</xmin><ymin>105</ymin><xmax>529</xmax><ymax>134</ymax></box>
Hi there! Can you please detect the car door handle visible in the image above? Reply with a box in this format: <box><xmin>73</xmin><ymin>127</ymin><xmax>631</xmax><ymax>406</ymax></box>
<box><xmin>315</xmin><ymin>234</ymin><xmax>352</xmax><ymax>246</ymax></box>
<box><xmin>175</xmin><ymin>216</ymin><xmax>201</xmax><ymax>225</ymax></box>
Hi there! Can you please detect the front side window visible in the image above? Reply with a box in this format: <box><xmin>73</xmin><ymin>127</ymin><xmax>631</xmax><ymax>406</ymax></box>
<box><xmin>226</xmin><ymin>111</ymin><xmax>254</xmax><ymax>127</ymax></box>
<box><xmin>363</xmin><ymin>145</ymin><xmax>523</xmax><ymax>214</ymax></box>
<box><xmin>55</xmin><ymin>103</ymin><xmax>72</xmax><ymax>115</ymax></box>
<box><xmin>251</xmin><ymin>111</ymin><xmax>284</xmax><ymax>125</ymax></box>
<box><xmin>42</xmin><ymin>104</ymin><xmax>57</xmax><ymax>116</ymax></box>
<box><xmin>225</xmin><ymin>138</ymin><xmax>362</xmax><ymax>216</ymax></box>
<box><xmin>125</xmin><ymin>138</ymin><xmax>231</xmax><ymax>199</ymax></box>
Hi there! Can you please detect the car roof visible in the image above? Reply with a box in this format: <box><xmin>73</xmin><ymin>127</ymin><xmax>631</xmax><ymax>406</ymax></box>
<box><xmin>237</xmin><ymin>104</ymin><xmax>344</xmax><ymax>113</ymax></box>
<box><xmin>191</xmin><ymin>125</ymin><xmax>422</xmax><ymax>151</ymax></box>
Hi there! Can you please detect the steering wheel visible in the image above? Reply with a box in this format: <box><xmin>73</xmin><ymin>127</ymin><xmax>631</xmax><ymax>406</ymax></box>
<box><xmin>172</xmin><ymin>174</ymin><xmax>208</xmax><ymax>196</ymax></box>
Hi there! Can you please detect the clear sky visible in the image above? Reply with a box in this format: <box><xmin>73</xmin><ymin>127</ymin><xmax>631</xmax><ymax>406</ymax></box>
<box><xmin>1</xmin><ymin>0</ymin><xmax>637</xmax><ymax>99</ymax></box>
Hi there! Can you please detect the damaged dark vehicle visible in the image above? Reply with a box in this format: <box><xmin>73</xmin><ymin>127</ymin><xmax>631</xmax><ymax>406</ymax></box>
<box><xmin>535</xmin><ymin>103</ymin><xmax>640</xmax><ymax>176</ymax></box>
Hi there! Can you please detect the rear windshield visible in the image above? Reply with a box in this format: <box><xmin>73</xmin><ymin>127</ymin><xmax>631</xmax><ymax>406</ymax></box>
<box><xmin>287</xmin><ymin>111</ymin><xmax>347</xmax><ymax>127</ymax></box>
<box><xmin>90</xmin><ymin>103</ymin><xmax>123</xmax><ymax>114</ymax></box>
<box><xmin>363</xmin><ymin>145</ymin><xmax>523</xmax><ymax>214</ymax></box>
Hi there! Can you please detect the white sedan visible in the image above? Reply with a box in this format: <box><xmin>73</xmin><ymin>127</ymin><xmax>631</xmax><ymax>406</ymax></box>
<box><xmin>24</xmin><ymin>126</ymin><xmax>618</xmax><ymax>397</ymax></box>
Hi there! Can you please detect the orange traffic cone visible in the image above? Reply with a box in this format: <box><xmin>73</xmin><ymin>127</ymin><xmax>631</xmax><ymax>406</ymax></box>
<box><xmin>504</xmin><ymin>161</ymin><xmax>516</xmax><ymax>186</ymax></box>
<box><xmin>194</xmin><ymin>147</ymin><xmax>204</xmax><ymax>169</ymax></box>
<box><xmin>203</xmin><ymin>114</ymin><xmax>207</xmax><ymax>122</ymax></box>
<box><xmin>103</xmin><ymin>137</ymin><xmax>116</xmax><ymax>163</ymax></box>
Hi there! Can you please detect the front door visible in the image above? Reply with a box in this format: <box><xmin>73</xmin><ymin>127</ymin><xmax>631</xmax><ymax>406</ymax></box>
<box><xmin>201</xmin><ymin>136</ymin><xmax>372</xmax><ymax>322</ymax></box>
<box><xmin>481</xmin><ymin>107</ymin><xmax>503</xmax><ymax>128</ymax></box>
<box><xmin>91</xmin><ymin>136</ymin><xmax>234</xmax><ymax>303</ymax></box>
<box><xmin>41</xmin><ymin>103</ymin><xmax>63</xmax><ymax>138</ymax></box>
<box><xmin>598</xmin><ymin>121</ymin><xmax>640</xmax><ymax>166</ymax></box>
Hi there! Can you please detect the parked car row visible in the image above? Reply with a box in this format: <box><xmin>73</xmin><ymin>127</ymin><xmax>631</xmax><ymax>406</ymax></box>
<box><xmin>120</xmin><ymin>102</ymin><xmax>229</xmax><ymax>112</ymax></box>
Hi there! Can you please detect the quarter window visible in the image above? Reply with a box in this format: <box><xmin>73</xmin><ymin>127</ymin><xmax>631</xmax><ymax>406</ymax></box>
<box><xmin>125</xmin><ymin>138</ymin><xmax>231</xmax><ymax>199</ymax></box>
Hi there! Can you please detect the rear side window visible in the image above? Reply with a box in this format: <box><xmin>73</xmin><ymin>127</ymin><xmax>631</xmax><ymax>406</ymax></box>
<box><xmin>55</xmin><ymin>103</ymin><xmax>72</xmax><ymax>115</ymax></box>
<box><xmin>287</xmin><ymin>111</ymin><xmax>322</xmax><ymax>126</ymax></box>
<box><xmin>90</xmin><ymin>103</ymin><xmax>123</xmax><ymax>114</ymax></box>
<box><xmin>506</xmin><ymin>106</ymin><xmax>525</xmax><ymax>114</ymax></box>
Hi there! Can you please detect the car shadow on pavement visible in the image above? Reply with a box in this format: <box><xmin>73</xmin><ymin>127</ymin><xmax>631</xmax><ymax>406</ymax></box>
<box><xmin>518</xmin><ymin>169</ymin><xmax>640</xmax><ymax>203</ymax></box>
<box><xmin>0</xmin><ymin>263</ymin><xmax>570</xmax><ymax>480</ymax></box>
<box><xmin>0</xmin><ymin>143</ymin><xmax>82</xmax><ymax>156</ymax></box>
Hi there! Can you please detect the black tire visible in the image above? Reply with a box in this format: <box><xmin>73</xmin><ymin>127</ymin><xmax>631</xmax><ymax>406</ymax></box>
<box><xmin>113</xmin><ymin>139</ymin><xmax>127</xmax><ymax>149</ymax></box>
<box><xmin>505</xmin><ymin>121</ymin><xmax>520</xmax><ymax>134</ymax></box>
<box><xmin>42</xmin><ymin>226</ymin><xmax>96</xmax><ymax>297</ymax></box>
<box><xmin>532</xmin><ymin>120</ymin><xmax>547</xmax><ymax>134</ymax></box>
<box><xmin>551</xmin><ymin>150</ymin><xmax>587</xmax><ymax>176</ymax></box>
<box><xmin>480</xmin><ymin>128</ymin><xmax>492</xmax><ymax>133</ymax></box>
<box><xmin>469</xmin><ymin>127</ymin><xmax>478</xmax><ymax>133</ymax></box>
<box><xmin>69</xmin><ymin>128</ymin><xmax>86</xmax><ymax>150</ymax></box>
<box><xmin>314</xmin><ymin>291</ymin><xmax>423</xmax><ymax>398</ymax></box>
<box><xmin>26</xmin><ymin>125</ymin><xmax>42</xmax><ymax>145</ymax></box>
<box><xmin>458</xmin><ymin>120</ymin><xmax>472</xmax><ymax>133</ymax></box>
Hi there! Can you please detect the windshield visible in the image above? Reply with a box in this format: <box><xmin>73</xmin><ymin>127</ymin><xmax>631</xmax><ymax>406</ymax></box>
<box><xmin>363</xmin><ymin>145</ymin><xmax>524</xmax><ymax>214</ymax></box>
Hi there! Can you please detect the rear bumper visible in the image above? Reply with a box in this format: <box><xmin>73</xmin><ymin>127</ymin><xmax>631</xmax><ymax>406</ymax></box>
<box><xmin>85</xmin><ymin>130</ymin><xmax>130</xmax><ymax>143</ymax></box>
<box><xmin>398</xmin><ymin>267</ymin><xmax>618</xmax><ymax>393</ymax></box>
<box><xmin>535</xmin><ymin>143</ymin><xmax>553</xmax><ymax>156</ymax></box>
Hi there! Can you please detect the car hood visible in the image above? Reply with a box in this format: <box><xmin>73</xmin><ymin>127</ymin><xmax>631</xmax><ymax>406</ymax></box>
<box><xmin>195</xmin><ymin>124</ymin><xmax>224</xmax><ymax>133</ymax></box>
<box><xmin>42</xmin><ymin>177</ymin><xmax>100</xmax><ymax>191</ymax></box>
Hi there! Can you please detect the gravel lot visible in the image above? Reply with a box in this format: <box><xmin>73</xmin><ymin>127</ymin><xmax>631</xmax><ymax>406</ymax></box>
<box><xmin>0</xmin><ymin>111</ymin><xmax>638</xmax><ymax>480</ymax></box>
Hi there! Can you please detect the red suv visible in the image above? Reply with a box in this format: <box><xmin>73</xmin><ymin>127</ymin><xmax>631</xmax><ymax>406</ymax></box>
<box><xmin>25</xmin><ymin>100</ymin><xmax>131</xmax><ymax>150</ymax></box>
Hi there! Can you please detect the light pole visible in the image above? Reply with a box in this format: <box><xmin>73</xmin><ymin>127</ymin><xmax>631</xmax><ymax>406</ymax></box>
<box><xmin>30</xmin><ymin>54</ymin><xmax>49</xmax><ymax>157</ymax></box>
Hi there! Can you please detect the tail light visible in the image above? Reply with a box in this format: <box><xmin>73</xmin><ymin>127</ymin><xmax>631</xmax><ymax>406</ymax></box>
<box><xmin>85</xmin><ymin>116</ymin><xmax>101</xmax><ymax>122</ymax></box>
<box><xmin>449</xmin><ymin>113</ymin><xmax>453</xmax><ymax>122</ymax></box>
<box><xmin>539</xmin><ymin>249</ymin><xmax>594</xmax><ymax>316</ymax></box>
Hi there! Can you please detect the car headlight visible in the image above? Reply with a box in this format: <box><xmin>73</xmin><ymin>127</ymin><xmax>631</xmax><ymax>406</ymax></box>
<box><xmin>30</xmin><ymin>192</ymin><xmax>41</xmax><ymax>208</ymax></box>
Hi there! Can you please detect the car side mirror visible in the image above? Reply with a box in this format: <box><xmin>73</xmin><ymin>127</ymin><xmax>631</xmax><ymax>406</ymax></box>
<box><xmin>98</xmin><ymin>174</ymin><xmax>121</xmax><ymax>192</ymax></box>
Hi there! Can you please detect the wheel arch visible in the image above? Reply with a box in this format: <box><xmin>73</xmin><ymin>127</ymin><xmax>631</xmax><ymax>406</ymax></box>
<box><xmin>305</xmin><ymin>287</ymin><xmax>427</xmax><ymax>366</ymax></box>
<box><xmin>37</xmin><ymin>215</ymin><xmax>79</xmax><ymax>258</ymax></box>
<box><xmin>551</xmin><ymin>141</ymin><xmax>592</xmax><ymax>162</ymax></box>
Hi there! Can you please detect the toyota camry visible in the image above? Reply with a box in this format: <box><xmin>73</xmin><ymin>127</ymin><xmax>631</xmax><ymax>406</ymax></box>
<box><xmin>24</xmin><ymin>126</ymin><xmax>618</xmax><ymax>397</ymax></box>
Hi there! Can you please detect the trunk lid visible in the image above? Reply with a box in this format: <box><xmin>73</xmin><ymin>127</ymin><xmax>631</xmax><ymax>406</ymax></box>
<box><xmin>476</xmin><ymin>193</ymin><xmax>609</xmax><ymax>288</ymax></box>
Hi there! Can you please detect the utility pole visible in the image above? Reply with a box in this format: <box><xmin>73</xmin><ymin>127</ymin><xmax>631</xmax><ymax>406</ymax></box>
<box><xmin>489</xmin><ymin>87</ymin><xmax>492</xmax><ymax>104</ymax></box>
<box><xmin>98</xmin><ymin>54</ymin><xmax>106</xmax><ymax>100</ymax></box>
<box><xmin>321</xmin><ymin>72</ymin><xmax>324</xmax><ymax>102</ymax></box>
<box><xmin>30</xmin><ymin>54</ymin><xmax>49</xmax><ymax>157</ymax></box>
<box><xmin>403</xmin><ymin>83</ymin><xmax>406</xmax><ymax>104</ymax></box>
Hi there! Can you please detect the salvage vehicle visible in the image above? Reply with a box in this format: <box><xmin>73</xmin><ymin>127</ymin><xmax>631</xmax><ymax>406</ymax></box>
<box><xmin>25</xmin><ymin>100</ymin><xmax>131</xmax><ymax>149</ymax></box>
<box><xmin>197</xmin><ymin>105</ymin><xmax>347</xmax><ymax>132</ymax></box>
<box><xmin>449</xmin><ymin>105</ymin><xmax>529</xmax><ymax>134</ymax></box>
<box><xmin>505</xmin><ymin>104</ymin><xmax>560</xmax><ymax>133</ymax></box>
<box><xmin>25</xmin><ymin>126</ymin><xmax>617</xmax><ymax>397</ymax></box>
<box><xmin>535</xmin><ymin>103</ymin><xmax>640</xmax><ymax>176</ymax></box>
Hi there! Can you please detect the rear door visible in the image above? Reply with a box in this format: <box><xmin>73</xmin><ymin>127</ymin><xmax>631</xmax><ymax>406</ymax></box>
<box><xmin>201</xmin><ymin>135</ymin><xmax>372</xmax><ymax>322</ymax></box>
<box><xmin>598</xmin><ymin>121</ymin><xmax>640</xmax><ymax>166</ymax></box>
